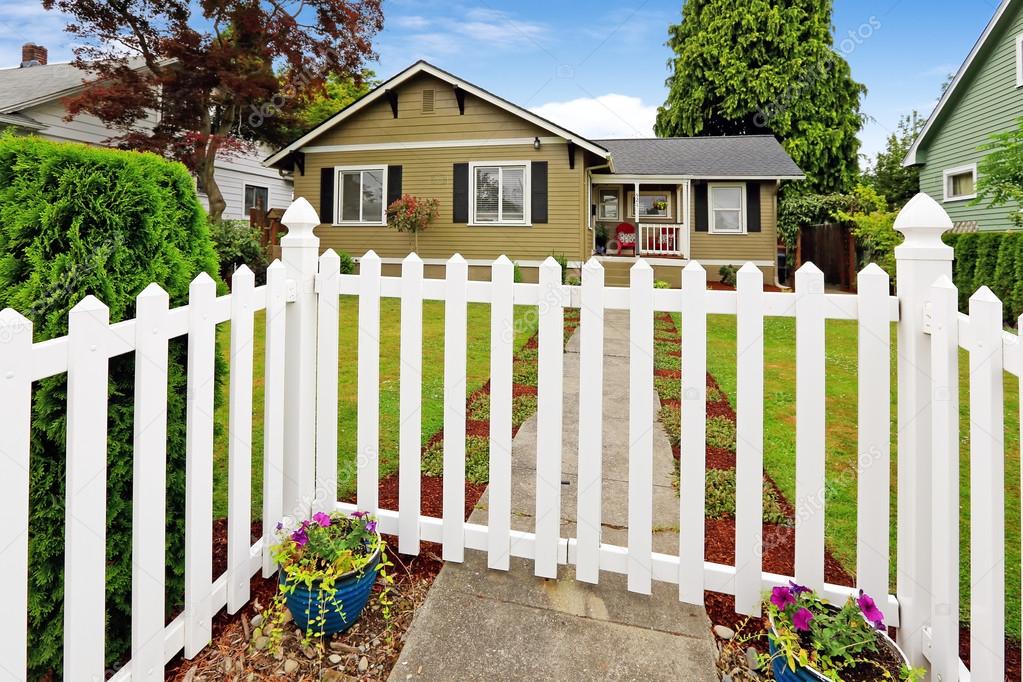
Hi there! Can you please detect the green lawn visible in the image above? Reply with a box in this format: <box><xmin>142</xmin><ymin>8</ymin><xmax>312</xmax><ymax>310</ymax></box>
<box><xmin>698</xmin><ymin>313</ymin><xmax>1022</xmax><ymax>639</ymax></box>
<box><xmin>211</xmin><ymin>298</ymin><xmax>538</xmax><ymax>520</ymax></box>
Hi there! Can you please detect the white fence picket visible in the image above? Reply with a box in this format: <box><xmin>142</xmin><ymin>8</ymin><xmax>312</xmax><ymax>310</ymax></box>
<box><xmin>795</xmin><ymin>262</ymin><xmax>826</xmax><ymax>591</ymax></box>
<box><xmin>855</xmin><ymin>264</ymin><xmax>891</xmax><ymax>609</ymax></box>
<box><xmin>0</xmin><ymin>310</ymin><xmax>32</xmax><ymax>675</ymax></box>
<box><xmin>315</xmin><ymin>251</ymin><xmax>341</xmax><ymax>513</ymax></box>
<box><xmin>487</xmin><ymin>255</ymin><xmax>515</xmax><ymax>570</ymax></box>
<box><xmin>184</xmin><ymin>273</ymin><xmax>217</xmax><ymax>657</ymax></box>
<box><xmin>227</xmin><ymin>265</ymin><xmax>255</xmax><ymax>613</ymax></box>
<box><xmin>443</xmin><ymin>254</ymin><xmax>469</xmax><ymax>561</ymax></box>
<box><xmin>535</xmin><ymin>257</ymin><xmax>565</xmax><ymax>579</ymax></box>
<box><xmin>399</xmin><ymin>253</ymin><xmax>424</xmax><ymax>555</ymax></box>
<box><xmin>64</xmin><ymin>295</ymin><xmax>111</xmax><ymax>678</ymax></box>
<box><xmin>628</xmin><ymin>260</ymin><xmax>654</xmax><ymax>594</ymax></box>
<box><xmin>262</xmin><ymin>261</ymin><xmax>287</xmax><ymax>577</ymax></box>
<box><xmin>357</xmin><ymin>251</ymin><xmax>382</xmax><ymax>513</ymax></box>
<box><xmin>575</xmin><ymin>258</ymin><xmax>605</xmax><ymax>583</ymax></box>
<box><xmin>928</xmin><ymin>275</ymin><xmax>960</xmax><ymax>682</ymax></box>
<box><xmin>735</xmin><ymin>263</ymin><xmax>764</xmax><ymax>616</ymax></box>
<box><xmin>131</xmin><ymin>284</ymin><xmax>170</xmax><ymax>682</ymax></box>
<box><xmin>969</xmin><ymin>287</ymin><xmax>1005</xmax><ymax>681</ymax></box>
<box><xmin>679</xmin><ymin>262</ymin><xmax>707</xmax><ymax>604</ymax></box>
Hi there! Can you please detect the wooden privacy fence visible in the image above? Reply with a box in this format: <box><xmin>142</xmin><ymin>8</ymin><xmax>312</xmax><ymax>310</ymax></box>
<box><xmin>0</xmin><ymin>194</ymin><xmax>1009</xmax><ymax>681</ymax></box>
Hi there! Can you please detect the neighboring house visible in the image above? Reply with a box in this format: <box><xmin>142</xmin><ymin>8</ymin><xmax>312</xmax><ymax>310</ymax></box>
<box><xmin>0</xmin><ymin>43</ymin><xmax>293</xmax><ymax>221</ymax></box>
<box><xmin>265</xmin><ymin>61</ymin><xmax>803</xmax><ymax>285</ymax></box>
<box><xmin>904</xmin><ymin>0</ymin><xmax>1022</xmax><ymax>231</ymax></box>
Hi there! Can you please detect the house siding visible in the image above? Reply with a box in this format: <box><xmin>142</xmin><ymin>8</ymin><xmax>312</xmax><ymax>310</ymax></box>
<box><xmin>294</xmin><ymin>74</ymin><xmax>589</xmax><ymax>267</ymax></box>
<box><xmin>690</xmin><ymin>181</ymin><xmax>778</xmax><ymax>272</ymax></box>
<box><xmin>918</xmin><ymin>3</ymin><xmax>1023</xmax><ymax>230</ymax></box>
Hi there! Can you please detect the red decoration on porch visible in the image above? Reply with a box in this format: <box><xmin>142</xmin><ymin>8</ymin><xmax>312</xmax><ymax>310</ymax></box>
<box><xmin>611</xmin><ymin>223</ymin><xmax>636</xmax><ymax>256</ymax></box>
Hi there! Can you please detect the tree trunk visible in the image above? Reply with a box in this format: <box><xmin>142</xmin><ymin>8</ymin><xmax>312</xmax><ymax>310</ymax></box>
<box><xmin>200</xmin><ymin>139</ymin><xmax>226</xmax><ymax>223</ymax></box>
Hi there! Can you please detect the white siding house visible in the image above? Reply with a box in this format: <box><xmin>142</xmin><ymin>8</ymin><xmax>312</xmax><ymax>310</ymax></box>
<box><xmin>0</xmin><ymin>44</ymin><xmax>293</xmax><ymax>220</ymax></box>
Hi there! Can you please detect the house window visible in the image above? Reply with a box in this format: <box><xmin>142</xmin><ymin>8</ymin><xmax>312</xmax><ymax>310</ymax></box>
<box><xmin>597</xmin><ymin>188</ymin><xmax>620</xmax><ymax>220</ymax></box>
<box><xmin>335</xmin><ymin>166</ymin><xmax>386</xmax><ymax>224</ymax></box>
<box><xmin>627</xmin><ymin>191</ymin><xmax>672</xmax><ymax>219</ymax></box>
<box><xmin>244</xmin><ymin>184</ymin><xmax>269</xmax><ymax>214</ymax></box>
<box><xmin>943</xmin><ymin>164</ymin><xmax>977</xmax><ymax>202</ymax></box>
<box><xmin>470</xmin><ymin>161</ymin><xmax>530</xmax><ymax>225</ymax></box>
<box><xmin>709</xmin><ymin>184</ymin><xmax>746</xmax><ymax>234</ymax></box>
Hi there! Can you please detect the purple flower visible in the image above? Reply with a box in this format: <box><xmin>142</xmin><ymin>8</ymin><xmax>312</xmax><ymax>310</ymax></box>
<box><xmin>275</xmin><ymin>521</ymin><xmax>283</xmax><ymax>531</ymax></box>
<box><xmin>788</xmin><ymin>581</ymin><xmax>810</xmax><ymax>595</ymax></box>
<box><xmin>352</xmin><ymin>511</ymin><xmax>368</xmax><ymax>519</ymax></box>
<box><xmin>291</xmin><ymin>528</ymin><xmax>308</xmax><ymax>547</ymax></box>
<box><xmin>365</xmin><ymin>520</ymin><xmax>377</xmax><ymax>534</ymax></box>
<box><xmin>792</xmin><ymin>608</ymin><xmax>814</xmax><ymax>631</ymax></box>
<box><xmin>313</xmin><ymin>512</ymin><xmax>332</xmax><ymax>528</ymax></box>
<box><xmin>770</xmin><ymin>586</ymin><xmax>795</xmax><ymax>610</ymax></box>
<box><xmin>857</xmin><ymin>590</ymin><xmax>885</xmax><ymax>629</ymax></box>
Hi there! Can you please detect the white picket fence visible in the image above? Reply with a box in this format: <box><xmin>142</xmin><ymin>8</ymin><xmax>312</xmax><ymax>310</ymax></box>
<box><xmin>0</xmin><ymin>193</ymin><xmax>1013</xmax><ymax>681</ymax></box>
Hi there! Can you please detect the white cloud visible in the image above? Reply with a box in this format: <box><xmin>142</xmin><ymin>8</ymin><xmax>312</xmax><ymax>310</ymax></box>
<box><xmin>530</xmin><ymin>94</ymin><xmax>657</xmax><ymax>139</ymax></box>
<box><xmin>392</xmin><ymin>15</ymin><xmax>430</xmax><ymax>30</ymax></box>
<box><xmin>0</xmin><ymin>4</ymin><xmax>76</xmax><ymax>67</ymax></box>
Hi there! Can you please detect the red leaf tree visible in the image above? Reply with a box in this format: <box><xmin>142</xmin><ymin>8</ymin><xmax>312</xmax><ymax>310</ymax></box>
<box><xmin>45</xmin><ymin>0</ymin><xmax>384</xmax><ymax>222</ymax></box>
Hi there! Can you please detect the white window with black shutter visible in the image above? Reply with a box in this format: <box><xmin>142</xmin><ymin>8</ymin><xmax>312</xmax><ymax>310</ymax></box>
<box><xmin>327</xmin><ymin>165</ymin><xmax>387</xmax><ymax>226</ymax></box>
<box><xmin>468</xmin><ymin>161</ymin><xmax>531</xmax><ymax>226</ymax></box>
<box><xmin>694</xmin><ymin>181</ymin><xmax>762</xmax><ymax>235</ymax></box>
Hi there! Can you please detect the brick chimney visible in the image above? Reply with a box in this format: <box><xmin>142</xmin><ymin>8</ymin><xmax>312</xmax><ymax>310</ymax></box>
<box><xmin>20</xmin><ymin>43</ymin><xmax>47</xmax><ymax>67</ymax></box>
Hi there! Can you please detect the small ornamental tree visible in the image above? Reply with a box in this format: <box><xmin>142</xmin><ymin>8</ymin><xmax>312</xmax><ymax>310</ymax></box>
<box><xmin>976</xmin><ymin>116</ymin><xmax>1023</xmax><ymax>227</ymax></box>
<box><xmin>0</xmin><ymin>134</ymin><xmax>221</xmax><ymax>676</ymax></box>
<box><xmin>386</xmin><ymin>194</ymin><xmax>439</xmax><ymax>252</ymax></box>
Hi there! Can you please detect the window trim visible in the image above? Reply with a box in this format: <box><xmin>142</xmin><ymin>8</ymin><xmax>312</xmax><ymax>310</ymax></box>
<box><xmin>333</xmin><ymin>164</ymin><xmax>388</xmax><ymax>226</ymax></box>
<box><xmin>243</xmin><ymin>183</ymin><xmax>270</xmax><ymax>214</ymax></box>
<box><xmin>597</xmin><ymin>187</ymin><xmax>621</xmax><ymax>221</ymax></box>
<box><xmin>468</xmin><ymin>160</ymin><xmax>531</xmax><ymax>227</ymax></box>
<box><xmin>1017</xmin><ymin>34</ymin><xmax>1023</xmax><ymax>87</ymax></box>
<box><xmin>708</xmin><ymin>182</ymin><xmax>747</xmax><ymax>234</ymax></box>
<box><xmin>625</xmin><ymin>189</ymin><xmax>674</xmax><ymax>220</ymax></box>
<box><xmin>942</xmin><ymin>163</ymin><xmax>978</xmax><ymax>203</ymax></box>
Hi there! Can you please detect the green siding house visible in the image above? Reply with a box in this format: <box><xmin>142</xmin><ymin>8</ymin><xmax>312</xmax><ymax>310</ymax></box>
<box><xmin>904</xmin><ymin>0</ymin><xmax>1023</xmax><ymax>231</ymax></box>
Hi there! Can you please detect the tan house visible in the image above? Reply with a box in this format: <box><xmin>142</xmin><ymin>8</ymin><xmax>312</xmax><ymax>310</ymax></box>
<box><xmin>265</xmin><ymin>61</ymin><xmax>803</xmax><ymax>285</ymax></box>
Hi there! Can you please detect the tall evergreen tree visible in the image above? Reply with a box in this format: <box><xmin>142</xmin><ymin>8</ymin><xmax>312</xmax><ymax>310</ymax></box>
<box><xmin>655</xmin><ymin>0</ymin><xmax>867</xmax><ymax>193</ymax></box>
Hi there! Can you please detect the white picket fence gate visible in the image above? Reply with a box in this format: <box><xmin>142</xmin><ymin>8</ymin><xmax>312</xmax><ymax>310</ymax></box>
<box><xmin>0</xmin><ymin>193</ymin><xmax>1012</xmax><ymax>681</ymax></box>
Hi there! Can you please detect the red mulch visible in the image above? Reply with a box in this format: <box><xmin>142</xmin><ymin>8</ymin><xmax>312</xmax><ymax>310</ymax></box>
<box><xmin>512</xmin><ymin>383</ymin><xmax>538</xmax><ymax>396</ymax></box>
<box><xmin>707</xmin><ymin>282</ymin><xmax>784</xmax><ymax>293</ymax></box>
<box><xmin>704</xmin><ymin>447</ymin><xmax>735</xmax><ymax>470</ymax></box>
<box><xmin>466</xmin><ymin>420</ymin><xmax>489</xmax><ymax>438</ymax></box>
<box><xmin>655</xmin><ymin>369</ymin><xmax>681</xmax><ymax>379</ymax></box>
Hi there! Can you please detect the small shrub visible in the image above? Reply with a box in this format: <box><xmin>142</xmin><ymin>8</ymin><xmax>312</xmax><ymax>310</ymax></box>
<box><xmin>467</xmin><ymin>392</ymin><xmax>490</xmax><ymax>422</ymax></box>
<box><xmin>566</xmin><ymin>275</ymin><xmax>581</xmax><ymax>286</ymax></box>
<box><xmin>338</xmin><ymin>250</ymin><xmax>356</xmax><ymax>274</ymax></box>
<box><xmin>386</xmin><ymin>194</ymin><xmax>439</xmax><ymax>252</ymax></box>
<box><xmin>655</xmin><ymin>352</ymin><xmax>681</xmax><ymax>371</ymax></box>
<box><xmin>654</xmin><ymin>280</ymin><xmax>671</xmax><ymax>289</ymax></box>
<box><xmin>703</xmin><ymin>469</ymin><xmax>791</xmax><ymax>526</ymax></box>
<box><xmin>511</xmin><ymin>394</ymin><xmax>538</xmax><ymax>429</ymax></box>
<box><xmin>421</xmin><ymin>436</ymin><xmax>490</xmax><ymax>484</ymax></box>
<box><xmin>707</xmin><ymin>386</ymin><xmax>725</xmax><ymax>403</ymax></box>
<box><xmin>718</xmin><ymin>264</ymin><xmax>737</xmax><ymax>287</ymax></box>
<box><xmin>513</xmin><ymin>262</ymin><xmax>524</xmax><ymax>283</ymax></box>
<box><xmin>655</xmin><ymin>376</ymin><xmax>681</xmax><ymax>402</ymax></box>
<box><xmin>707</xmin><ymin>415</ymin><xmax>736</xmax><ymax>451</ymax></box>
<box><xmin>659</xmin><ymin>404</ymin><xmax>681</xmax><ymax>447</ymax></box>
<box><xmin>551</xmin><ymin>252</ymin><xmax>569</xmax><ymax>284</ymax></box>
<box><xmin>210</xmin><ymin>218</ymin><xmax>268</xmax><ymax>284</ymax></box>
<box><xmin>513</xmin><ymin>356</ymin><xmax>538</xmax><ymax>386</ymax></box>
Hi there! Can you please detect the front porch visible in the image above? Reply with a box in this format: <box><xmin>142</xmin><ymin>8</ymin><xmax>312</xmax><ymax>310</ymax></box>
<box><xmin>590</xmin><ymin>175</ymin><xmax>691</xmax><ymax>259</ymax></box>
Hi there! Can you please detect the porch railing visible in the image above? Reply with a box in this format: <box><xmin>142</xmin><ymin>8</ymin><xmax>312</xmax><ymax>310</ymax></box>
<box><xmin>0</xmin><ymin>193</ymin><xmax>1010</xmax><ymax>681</ymax></box>
<box><xmin>638</xmin><ymin>223</ymin><xmax>685</xmax><ymax>257</ymax></box>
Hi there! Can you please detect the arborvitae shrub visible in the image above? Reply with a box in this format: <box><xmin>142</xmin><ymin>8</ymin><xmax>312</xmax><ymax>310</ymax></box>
<box><xmin>945</xmin><ymin>231</ymin><xmax>1023</xmax><ymax>325</ymax></box>
<box><xmin>0</xmin><ymin>134</ymin><xmax>221</xmax><ymax>676</ymax></box>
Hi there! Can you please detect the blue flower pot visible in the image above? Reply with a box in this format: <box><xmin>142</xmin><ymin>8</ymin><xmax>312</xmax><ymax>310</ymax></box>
<box><xmin>281</xmin><ymin>549</ymin><xmax>381</xmax><ymax>635</ymax></box>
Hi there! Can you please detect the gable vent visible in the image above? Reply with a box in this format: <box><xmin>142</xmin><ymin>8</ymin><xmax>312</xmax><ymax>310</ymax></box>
<box><xmin>422</xmin><ymin>89</ymin><xmax>435</xmax><ymax>114</ymax></box>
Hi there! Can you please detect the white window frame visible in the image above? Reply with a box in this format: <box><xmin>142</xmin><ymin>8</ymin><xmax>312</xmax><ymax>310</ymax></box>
<box><xmin>708</xmin><ymin>182</ymin><xmax>747</xmax><ymax>234</ymax></box>
<box><xmin>334</xmin><ymin>165</ymin><xmax>388</xmax><ymax>226</ymax></box>
<box><xmin>942</xmin><ymin>163</ymin><xmax>977</xmax><ymax>203</ymax></box>
<box><xmin>626</xmin><ymin>189</ymin><xmax>673</xmax><ymax>220</ymax></box>
<box><xmin>1016</xmin><ymin>34</ymin><xmax>1023</xmax><ymax>87</ymax></box>
<box><xmin>597</xmin><ymin>187</ymin><xmax>621</xmax><ymax>221</ymax></box>
<box><xmin>469</xmin><ymin>160</ymin><xmax>531</xmax><ymax>226</ymax></box>
<box><xmin>243</xmin><ymin>183</ymin><xmax>270</xmax><ymax>214</ymax></box>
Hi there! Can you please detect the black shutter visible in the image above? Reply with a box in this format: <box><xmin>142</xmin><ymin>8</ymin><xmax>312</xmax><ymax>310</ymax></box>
<box><xmin>746</xmin><ymin>181</ymin><xmax>761</xmax><ymax>232</ymax></box>
<box><xmin>694</xmin><ymin>182</ymin><xmax>709</xmax><ymax>232</ymax></box>
<box><xmin>531</xmin><ymin>161</ymin><xmax>548</xmax><ymax>224</ymax></box>
<box><xmin>386</xmin><ymin>165</ymin><xmax>403</xmax><ymax>207</ymax></box>
<box><xmin>453</xmin><ymin>163</ymin><xmax>469</xmax><ymax>223</ymax></box>
<box><xmin>320</xmin><ymin>167</ymin><xmax>334</xmax><ymax>224</ymax></box>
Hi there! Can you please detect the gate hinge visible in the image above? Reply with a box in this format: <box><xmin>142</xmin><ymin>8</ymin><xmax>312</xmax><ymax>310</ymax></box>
<box><xmin>921</xmin><ymin>300</ymin><xmax>934</xmax><ymax>335</ymax></box>
<box><xmin>285</xmin><ymin>278</ymin><xmax>298</xmax><ymax>303</ymax></box>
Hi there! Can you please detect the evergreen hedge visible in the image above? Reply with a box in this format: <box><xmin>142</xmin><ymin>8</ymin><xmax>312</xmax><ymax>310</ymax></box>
<box><xmin>945</xmin><ymin>231</ymin><xmax>1023</xmax><ymax>324</ymax></box>
<box><xmin>0</xmin><ymin>134</ymin><xmax>221</xmax><ymax>677</ymax></box>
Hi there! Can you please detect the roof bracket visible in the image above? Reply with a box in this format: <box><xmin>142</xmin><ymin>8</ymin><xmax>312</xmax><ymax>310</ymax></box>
<box><xmin>386</xmin><ymin>89</ymin><xmax>398</xmax><ymax>118</ymax></box>
<box><xmin>291</xmin><ymin>151</ymin><xmax>305</xmax><ymax>176</ymax></box>
<box><xmin>453</xmin><ymin>86</ymin><xmax>465</xmax><ymax>115</ymax></box>
<box><xmin>567</xmin><ymin>141</ymin><xmax>576</xmax><ymax>170</ymax></box>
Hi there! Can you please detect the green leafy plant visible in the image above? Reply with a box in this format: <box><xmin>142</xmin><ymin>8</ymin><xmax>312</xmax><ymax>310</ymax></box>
<box><xmin>654</xmin><ymin>376</ymin><xmax>681</xmax><ymax>402</ymax></box>
<box><xmin>704</xmin><ymin>469</ymin><xmax>791</xmax><ymax>526</ymax></box>
<box><xmin>513</xmin><ymin>355</ymin><xmax>538</xmax><ymax>386</ymax></box>
<box><xmin>836</xmin><ymin>184</ymin><xmax>900</xmax><ymax>277</ymax></box>
<box><xmin>551</xmin><ymin>252</ymin><xmax>569</xmax><ymax>284</ymax></box>
<box><xmin>976</xmin><ymin>116</ymin><xmax>1023</xmax><ymax>228</ymax></box>
<box><xmin>422</xmin><ymin>436</ymin><xmax>490</xmax><ymax>484</ymax></box>
<box><xmin>511</xmin><ymin>394</ymin><xmax>538</xmax><ymax>429</ymax></box>
<box><xmin>766</xmin><ymin>584</ymin><xmax>924</xmax><ymax>680</ymax></box>
<box><xmin>261</xmin><ymin>511</ymin><xmax>394</xmax><ymax>650</ymax></box>
<box><xmin>386</xmin><ymin>194</ymin><xmax>439</xmax><ymax>251</ymax></box>
<box><xmin>707</xmin><ymin>415</ymin><xmax>736</xmax><ymax>451</ymax></box>
<box><xmin>566</xmin><ymin>275</ymin><xmax>582</xmax><ymax>286</ymax></box>
<box><xmin>718</xmin><ymin>264</ymin><xmax>737</xmax><ymax>287</ymax></box>
<box><xmin>209</xmin><ymin>218</ymin><xmax>268</xmax><ymax>284</ymax></box>
<box><xmin>659</xmin><ymin>404</ymin><xmax>681</xmax><ymax>448</ymax></box>
<box><xmin>654</xmin><ymin>280</ymin><xmax>670</xmax><ymax>289</ymax></box>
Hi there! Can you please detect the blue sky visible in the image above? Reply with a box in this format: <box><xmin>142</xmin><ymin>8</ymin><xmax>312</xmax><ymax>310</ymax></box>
<box><xmin>0</xmin><ymin>0</ymin><xmax>1003</xmax><ymax>164</ymax></box>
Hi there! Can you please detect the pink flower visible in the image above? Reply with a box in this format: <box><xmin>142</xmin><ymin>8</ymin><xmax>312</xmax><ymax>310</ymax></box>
<box><xmin>313</xmin><ymin>512</ymin><xmax>331</xmax><ymax>528</ymax></box>
<box><xmin>792</xmin><ymin>607</ymin><xmax>814</xmax><ymax>631</ymax></box>
<box><xmin>857</xmin><ymin>591</ymin><xmax>885</xmax><ymax>629</ymax></box>
<box><xmin>291</xmin><ymin>528</ymin><xmax>308</xmax><ymax>547</ymax></box>
<box><xmin>770</xmin><ymin>586</ymin><xmax>795</xmax><ymax>610</ymax></box>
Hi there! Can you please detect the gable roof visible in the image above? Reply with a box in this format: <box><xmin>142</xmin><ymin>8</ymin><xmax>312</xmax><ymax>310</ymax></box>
<box><xmin>904</xmin><ymin>0</ymin><xmax>1014</xmax><ymax>166</ymax></box>
<box><xmin>0</xmin><ymin>58</ymin><xmax>150</xmax><ymax>114</ymax></box>
<box><xmin>595</xmin><ymin>135</ymin><xmax>803</xmax><ymax>179</ymax></box>
<box><xmin>263</xmin><ymin>60</ymin><xmax>612</xmax><ymax>168</ymax></box>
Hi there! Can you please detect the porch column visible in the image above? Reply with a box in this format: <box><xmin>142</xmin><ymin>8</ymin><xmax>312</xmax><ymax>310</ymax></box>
<box><xmin>634</xmin><ymin>182</ymin><xmax>640</xmax><ymax>255</ymax></box>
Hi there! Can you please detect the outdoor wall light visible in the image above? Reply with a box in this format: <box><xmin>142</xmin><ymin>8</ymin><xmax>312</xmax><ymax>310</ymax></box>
<box><xmin>533</xmin><ymin>136</ymin><xmax>541</xmax><ymax>150</ymax></box>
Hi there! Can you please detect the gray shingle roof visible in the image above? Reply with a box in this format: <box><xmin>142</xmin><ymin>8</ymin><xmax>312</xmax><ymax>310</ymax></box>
<box><xmin>0</xmin><ymin>59</ymin><xmax>148</xmax><ymax>114</ymax></box>
<box><xmin>595</xmin><ymin>135</ymin><xmax>804</xmax><ymax>178</ymax></box>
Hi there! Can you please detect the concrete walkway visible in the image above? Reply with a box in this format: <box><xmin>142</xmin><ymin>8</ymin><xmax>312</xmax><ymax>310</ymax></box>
<box><xmin>389</xmin><ymin>310</ymin><xmax>717</xmax><ymax>682</ymax></box>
